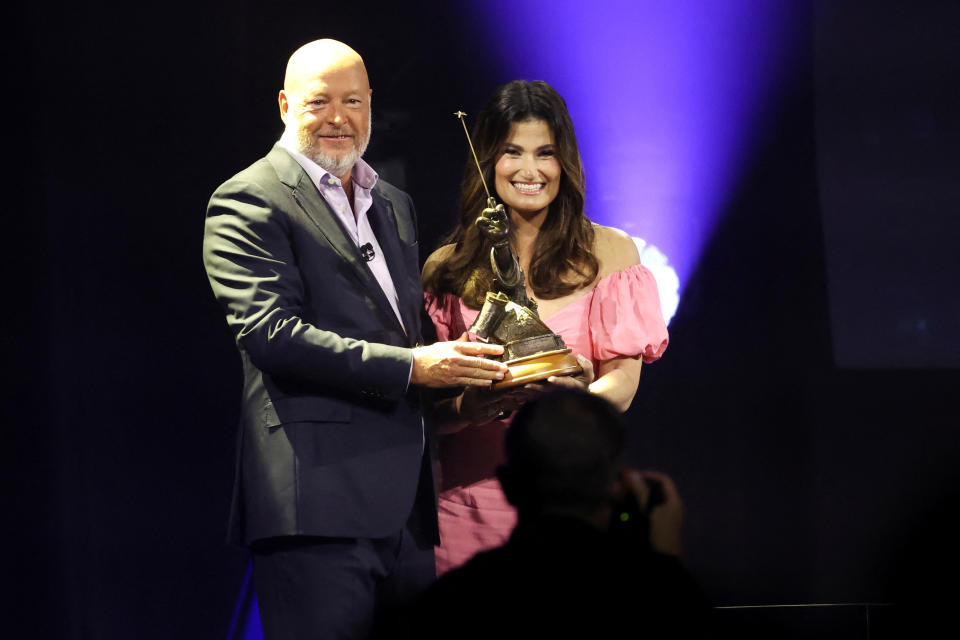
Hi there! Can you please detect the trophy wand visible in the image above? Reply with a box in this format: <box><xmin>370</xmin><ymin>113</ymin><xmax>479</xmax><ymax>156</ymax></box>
<box><xmin>454</xmin><ymin>111</ymin><xmax>494</xmax><ymax>202</ymax></box>
<box><xmin>454</xmin><ymin>110</ymin><xmax>523</xmax><ymax>302</ymax></box>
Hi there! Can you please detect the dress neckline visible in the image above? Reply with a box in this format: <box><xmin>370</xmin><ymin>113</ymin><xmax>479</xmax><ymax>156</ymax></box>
<box><xmin>455</xmin><ymin>263</ymin><xmax>643</xmax><ymax>323</ymax></box>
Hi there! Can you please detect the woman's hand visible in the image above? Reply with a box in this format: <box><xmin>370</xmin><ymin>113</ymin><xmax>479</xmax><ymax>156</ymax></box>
<box><xmin>456</xmin><ymin>353</ymin><xmax>593</xmax><ymax>427</ymax></box>
<box><xmin>458</xmin><ymin>385</ymin><xmax>537</xmax><ymax>424</ymax></box>
<box><xmin>545</xmin><ymin>354</ymin><xmax>595</xmax><ymax>389</ymax></box>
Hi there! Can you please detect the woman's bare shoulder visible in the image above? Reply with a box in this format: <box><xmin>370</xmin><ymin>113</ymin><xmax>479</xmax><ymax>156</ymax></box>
<box><xmin>422</xmin><ymin>243</ymin><xmax>457</xmax><ymax>280</ymax></box>
<box><xmin>592</xmin><ymin>224</ymin><xmax>641</xmax><ymax>277</ymax></box>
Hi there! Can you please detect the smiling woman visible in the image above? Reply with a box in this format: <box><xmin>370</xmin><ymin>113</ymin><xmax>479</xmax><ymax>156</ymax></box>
<box><xmin>493</xmin><ymin>119</ymin><xmax>561</xmax><ymax>218</ymax></box>
<box><xmin>421</xmin><ymin>79</ymin><xmax>670</xmax><ymax>576</ymax></box>
<box><xmin>428</xmin><ymin>81</ymin><xmax>598</xmax><ymax>305</ymax></box>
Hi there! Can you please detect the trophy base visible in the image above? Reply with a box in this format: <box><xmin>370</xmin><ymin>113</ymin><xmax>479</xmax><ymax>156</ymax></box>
<box><xmin>492</xmin><ymin>349</ymin><xmax>583</xmax><ymax>390</ymax></box>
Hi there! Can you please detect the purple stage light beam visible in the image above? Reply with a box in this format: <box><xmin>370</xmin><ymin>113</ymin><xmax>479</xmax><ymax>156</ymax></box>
<box><xmin>467</xmin><ymin>0</ymin><xmax>800</xmax><ymax>322</ymax></box>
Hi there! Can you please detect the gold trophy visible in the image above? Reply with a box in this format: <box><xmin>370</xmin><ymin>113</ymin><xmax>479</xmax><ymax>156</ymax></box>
<box><xmin>455</xmin><ymin>111</ymin><xmax>582</xmax><ymax>390</ymax></box>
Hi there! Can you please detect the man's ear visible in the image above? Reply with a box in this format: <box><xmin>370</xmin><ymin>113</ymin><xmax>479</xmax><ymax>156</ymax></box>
<box><xmin>278</xmin><ymin>90</ymin><xmax>290</xmax><ymax>125</ymax></box>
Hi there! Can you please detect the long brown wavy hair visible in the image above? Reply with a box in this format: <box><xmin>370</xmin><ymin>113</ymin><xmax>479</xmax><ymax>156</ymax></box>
<box><xmin>425</xmin><ymin>80</ymin><xmax>599</xmax><ymax>307</ymax></box>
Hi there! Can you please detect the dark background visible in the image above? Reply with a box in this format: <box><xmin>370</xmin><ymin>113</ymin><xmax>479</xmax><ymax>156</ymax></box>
<box><xmin>6</xmin><ymin>0</ymin><xmax>958</xmax><ymax>637</ymax></box>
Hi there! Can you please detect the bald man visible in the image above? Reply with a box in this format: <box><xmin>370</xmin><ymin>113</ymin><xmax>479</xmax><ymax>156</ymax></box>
<box><xmin>203</xmin><ymin>40</ymin><xmax>507</xmax><ymax>639</ymax></box>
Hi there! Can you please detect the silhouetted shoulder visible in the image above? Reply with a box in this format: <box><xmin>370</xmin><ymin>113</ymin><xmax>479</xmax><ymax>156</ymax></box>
<box><xmin>592</xmin><ymin>224</ymin><xmax>641</xmax><ymax>278</ymax></box>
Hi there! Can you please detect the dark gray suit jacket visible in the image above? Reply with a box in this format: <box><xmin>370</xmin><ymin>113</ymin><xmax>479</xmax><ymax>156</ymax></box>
<box><xmin>203</xmin><ymin>145</ymin><xmax>432</xmax><ymax>545</ymax></box>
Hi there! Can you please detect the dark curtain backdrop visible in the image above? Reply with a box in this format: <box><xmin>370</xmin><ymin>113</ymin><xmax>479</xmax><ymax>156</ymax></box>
<box><xmin>6</xmin><ymin>1</ymin><xmax>958</xmax><ymax>637</ymax></box>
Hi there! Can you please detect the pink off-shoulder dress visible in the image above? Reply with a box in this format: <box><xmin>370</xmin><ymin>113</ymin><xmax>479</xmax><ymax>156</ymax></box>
<box><xmin>424</xmin><ymin>263</ymin><xmax>669</xmax><ymax>576</ymax></box>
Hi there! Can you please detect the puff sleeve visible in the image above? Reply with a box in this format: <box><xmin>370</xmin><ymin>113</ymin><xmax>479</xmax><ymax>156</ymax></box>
<box><xmin>588</xmin><ymin>264</ymin><xmax>669</xmax><ymax>363</ymax></box>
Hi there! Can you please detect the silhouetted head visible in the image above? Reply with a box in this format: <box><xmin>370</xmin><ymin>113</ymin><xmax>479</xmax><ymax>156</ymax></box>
<box><xmin>498</xmin><ymin>388</ymin><xmax>625</xmax><ymax>520</ymax></box>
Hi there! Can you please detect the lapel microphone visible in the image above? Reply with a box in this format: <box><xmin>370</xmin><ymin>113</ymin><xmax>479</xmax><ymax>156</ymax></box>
<box><xmin>360</xmin><ymin>242</ymin><xmax>376</xmax><ymax>262</ymax></box>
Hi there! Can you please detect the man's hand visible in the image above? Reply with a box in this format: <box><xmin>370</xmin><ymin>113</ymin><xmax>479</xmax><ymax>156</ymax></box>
<box><xmin>411</xmin><ymin>337</ymin><xmax>507</xmax><ymax>388</ymax></box>
<box><xmin>622</xmin><ymin>468</ymin><xmax>685</xmax><ymax>557</ymax></box>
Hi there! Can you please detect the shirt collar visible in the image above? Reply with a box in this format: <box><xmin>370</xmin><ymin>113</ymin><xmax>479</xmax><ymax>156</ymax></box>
<box><xmin>277</xmin><ymin>133</ymin><xmax>379</xmax><ymax>192</ymax></box>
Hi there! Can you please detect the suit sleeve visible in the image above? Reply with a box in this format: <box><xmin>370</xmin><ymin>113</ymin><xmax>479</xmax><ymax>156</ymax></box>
<box><xmin>202</xmin><ymin>178</ymin><xmax>413</xmax><ymax>401</ymax></box>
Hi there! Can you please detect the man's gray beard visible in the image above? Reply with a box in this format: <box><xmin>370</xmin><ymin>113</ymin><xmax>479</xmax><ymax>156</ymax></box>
<box><xmin>297</xmin><ymin>117</ymin><xmax>372</xmax><ymax>178</ymax></box>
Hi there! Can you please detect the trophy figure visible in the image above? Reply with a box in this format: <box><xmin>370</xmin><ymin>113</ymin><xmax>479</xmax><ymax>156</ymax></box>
<box><xmin>455</xmin><ymin>111</ymin><xmax>582</xmax><ymax>390</ymax></box>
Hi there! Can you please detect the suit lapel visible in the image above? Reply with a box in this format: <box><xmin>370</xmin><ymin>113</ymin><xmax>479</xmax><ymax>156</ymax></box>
<box><xmin>368</xmin><ymin>189</ymin><xmax>419</xmax><ymax>343</ymax></box>
<box><xmin>267</xmin><ymin>146</ymin><xmax>405</xmax><ymax>334</ymax></box>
